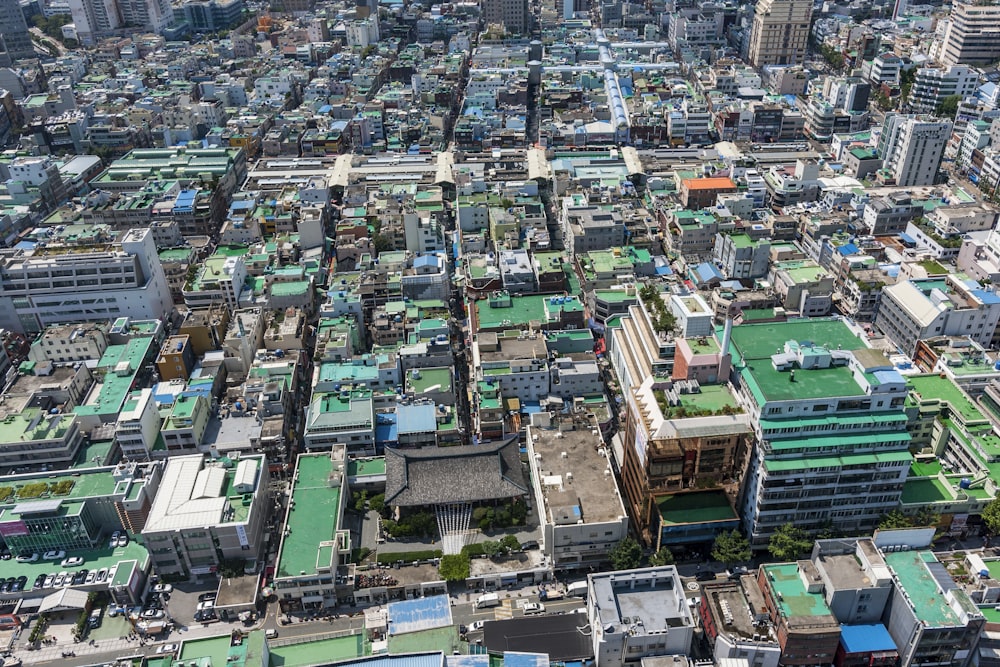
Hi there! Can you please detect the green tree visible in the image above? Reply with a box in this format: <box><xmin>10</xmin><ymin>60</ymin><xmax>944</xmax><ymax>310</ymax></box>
<box><xmin>369</xmin><ymin>493</ymin><xmax>385</xmax><ymax>515</ymax></box>
<box><xmin>649</xmin><ymin>547</ymin><xmax>674</xmax><ymax>566</ymax></box>
<box><xmin>935</xmin><ymin>94</ymin><xmax>961</xmax><ymax>119</ymax></box>
<box><xmin>500</xmin><ymin>535</ymin><xmax>521</xmax><ymax>553</ymax></box>
<box><xmin>912</xmin><ymin>506</ymin><xmax>940</xmax><ymax>529</ymax></box>
<box><xmin>711</xmin><ymin>530</ymin><xmax>751</xmax><ymax>566</ymax></box>
<box><xmin>438</xmin><ymin>554</ymin><xmax>470</xmax><ymax>581</ymax></box>
<box><xmin>900</xmin><ymin>67</ymin><xmax>916</xmax><ymax>105</ymax></box>
<box><xmin>353</xmin><ymin>490</ymin><xmax>368</xmax><ymax>512</ymax></box>
<box><xmin>481</xmin><ymin>540</ymin><xmax>503</xmax><ymax>559</ymax></box>
<box><xmin>983</xmin><ymin>498</ymin><xmax>1000</xmax><ymax>536</ymax></box>
<box><xmin>609</xmin><ymin>537</ymin><xmax>643</xmax><ymax>571</ymax></box>
<box><xmin>879</xmin><ymin>509</ymin><xmax>911</xmax><ymax>529</ymax></box>
<box><xmin>767</xmin><ymin>523</ymin><xmax>813</xmax><ymax>561</ymax></box>
<box><xmin>820</xmin><ymin>44</ymin><xmax>845</xmax><ymax>71</ymax></box>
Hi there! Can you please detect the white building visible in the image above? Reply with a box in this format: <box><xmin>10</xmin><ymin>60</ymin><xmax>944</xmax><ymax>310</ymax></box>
<box><xmin>669</xmin><ymin>293</ymin><xmax>714</xmax><ymax>338</ymax></box>
<box><xmin>0</xmin><ymin>228</ymin><xmax>172</xmax><ymax>335</ymax></box>
<box><xmin>909</xmin><ymin>65</ymin><xmax>980</xmax><ymax>115</ymax></box>
<box><xmin>587</xmin><ymin>566</ymin><xmax>694</xmax><ymax>667</ymax></box>
<box><xmin>877</xmin><ymin>114</ymin><xmax>951</xmax><ymax>187</ymax></box>
<box><xmin>67</xmin><ymin>0</ymin><xmax>121</xmax><ymax>45</ymax></box>
<box><xmin>876</xmin><ymin>276</ymin><xmax>1000</xmax><ymax>354</ymax></box>
<box><xmin>115</xmin><ymin>388</ymin><xmax>162</xmax><ymax>462</ymax></box>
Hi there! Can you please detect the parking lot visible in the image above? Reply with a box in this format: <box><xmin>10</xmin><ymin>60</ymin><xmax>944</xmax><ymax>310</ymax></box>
<box><xmin>150</xmin><ymin>580</ymin><xmax>221</xmax><ymax>627</ymax></box>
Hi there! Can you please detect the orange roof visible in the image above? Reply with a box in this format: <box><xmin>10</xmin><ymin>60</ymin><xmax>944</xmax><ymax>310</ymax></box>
<box><xmin>682</xmin><ymin>176</ymin><xmax>736</xmax><ymax>191</ymax></box>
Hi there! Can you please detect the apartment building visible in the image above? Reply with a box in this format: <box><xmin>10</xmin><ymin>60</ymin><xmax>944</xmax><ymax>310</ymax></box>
<box><xmin>0</xmin><ymin>228</ymin><xmax>172</xmax><ymax>335</ymax></box>
<box><xmin>115</xmin><ymin>388</ymin><xmax>162</xmax><ymax>462</ymax></box>
<box><xmin>27</xmin><ymin>322</ymin><xmax>109</xmax><ymax>364</ymax></box>
<box><xmin>731</xmin><ymin>318</ymin><xmax>912</xmax><ymax>547</ymax></box>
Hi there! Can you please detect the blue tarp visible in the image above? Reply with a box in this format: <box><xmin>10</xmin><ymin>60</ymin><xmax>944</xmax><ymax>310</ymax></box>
<box><xmin>899</xmin><ymin>233</ymin><xmax>917</xmax><ymax>246</ymax></box>
<box><xmin>839</xmin><ymin>624</ymin><xmax>897</xmax><ymax>655</ymax></box>
<box><xmin>837</xmin><ymin>243</ymin><xmax>859</xmax><ymax>256</ymax></box>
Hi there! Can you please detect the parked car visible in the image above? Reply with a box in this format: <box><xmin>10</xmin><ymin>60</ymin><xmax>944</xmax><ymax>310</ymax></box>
<box><xmin>196</xmin><ymin>601</ymin><xmax>215</xmax><ymax>612</ymax></box>
<box><xmin>13</xmin><ymin>576</ymin><xmax>26</xmax><ymax>592</ymax></box>
<box><xmin>96</xmin><ymin>568</ymin><xmax>109</xmax><ymax>583</ymax></box>
<box><xmin>469</xmin><ymin>620</ymin><xmax>486</xmax><ymax>632</ymax></box>
<box><xmin>32</xmin><ymin>575</ymin><xmax>45</xmax><ymax>590</ymax></box>
<box><xmin>43</xmin><ymin>574</ymin><xmax>55</xmax><ymax>588</ymax></box>
<box><xmin>53</xmin><ymin>573</ymin><xmax>66</xmax><ymax>586</ymax></box>
<box><xmin>142</xmin><ymin>609</ymin><xmax>165</xmax><ymax>620</ymax></box>
<box><xmin>522</xmin><ymin>602</ymin><xmax>545</xmax><ymax>615</ymax></box>
<box><xmin>687</xmin><ymin>596</ymin><xmax>702</xmax><ymax>608</ymax></box>
<box><xmin>109</xmin><ymin>531</ymin><xmax>121</xmax><ymax>548</ymax></box>
<box><xmin>85</xmin><ymin>571</ymin><xmax>96</xmax><ymax>584</ymax></box>
<box><xmin>695</xmin><ymin>571</ymin><xmax>716</xmax><ymax>582</ymax></box>
<box><xmin>42</xmin><ymin>550</ymin><xmax>65</xmax><ymax>561</ymax></box>
<box><xmin>265</xmin><ymin>629</ymin><xmax>278</xmax><ymax>639</ymax></box>
<box><xmin>198</xmin><ymin>592</ymin><xmax>217</xmax><ymax>603</ymax></box>
<box><xmin>15</xmin><ymin>553</ymin><xmax>37</xmax><ymax>563</ymax></box>
<box><xmin>152</xmin><ymin>583</ymin><xmax>172</xmax><ymax>594</ymax></box>
<box><xmin>156</xmin><ymin>644</ymin><xmax>179</xmax><ymax>655</ymax></box>
<box><xmin>72</xmin><ymin>570</ymin><xmax>88</xmax><ymax>585</ymax></box>
<box><xmin>520</xmin><ymin>540</ymin><xmax>540</xmax><ymax>550</ymax></box>
<box><xmin>61</xmin><ymin>556</ymin><xmax>83</xmax><ymax>568</ymax></box>
<box><xmin>116</xmin><ymin>534</ymin><xmax>129</xmax><ymax>548</ymax></box>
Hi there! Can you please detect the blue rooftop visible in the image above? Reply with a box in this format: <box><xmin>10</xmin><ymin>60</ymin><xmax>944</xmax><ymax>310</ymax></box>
<box><xmin>396</xmin><ymin>403</ymin><xmax>437</xmax><ymax>435</ymax></box>
<box><xmin>503</xmin><ymin>653</ymin><xmax>549</xmax><ymax>667</ymax></box>
<box><xmin>387</xmin><ymin>594</ymin><xmax>452</xmax><ymax>636</ymax></box>
<box><xmin>837</xmin><ymin>243</ymin><xmax>859</xmax><ymax>256</ymax></box>
<box><xmin>973</xmin><ymin>289</ymin><xmax>1000</xmax><ymax>305</ymax></box>
<box><xmin>839</xmin><ymin>624</ymin><xmax>897</xmax><ymax>655</ymax></box>
<box><xmin>693</xmin><ymin>262</ymin><xmax>724</xmax><ymax>283</ymax></box>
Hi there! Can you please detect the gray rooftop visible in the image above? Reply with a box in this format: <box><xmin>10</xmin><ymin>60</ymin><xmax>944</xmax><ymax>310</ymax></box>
<box><xmin>384</xmin><ymin>436</ymin><xmax>527</xmax><ymax>507</ymax></box>
<box><xmin>590</xmin><ymin>567</ymin><xmax>692</xmax><ymax>635</ymax></box>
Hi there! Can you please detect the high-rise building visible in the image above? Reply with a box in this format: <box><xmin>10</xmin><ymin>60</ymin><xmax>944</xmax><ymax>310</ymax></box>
<box><xmin>730</xmin><ymin>317</ymin><xmax>912</xmax><ymax>547</ymax></box>
<box><xmin>0</xmin><ymin>0</ymin><xmax>34</xmax><ymax>66</ymax></box>
<box><xmin>747</xmin><ymin>0</ymin><xmax>812</xmax><ymax>68</ymax></box>
<box><xmin>118</xmin><ymin>0</ymin><xmax>172</xmax><ymax>33</ymax></box>
<box><xmin>876</xmin><ymin>113</ymin><xmax>951</xmax><ymax>187</ymax></box>
<box><xmin>938</xmin><ymin>0</ymin><xmax>1000</xmax><ymax>67</ymax></box>
<box><xmin>481</xmin><ymin>0</ymin><xmax>529</xmax><ymax>35</ymax></box>
<box><xmin>67</xmin><ymin>0</ymin><xmax>122</xmax><ymax>45</ymax></box>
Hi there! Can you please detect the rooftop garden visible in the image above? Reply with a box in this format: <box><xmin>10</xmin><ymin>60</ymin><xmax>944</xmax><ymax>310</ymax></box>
<box><xmin>639</xmin><ymin>284</ymin><xmax>676</xmax><ymax>335</ymax></box>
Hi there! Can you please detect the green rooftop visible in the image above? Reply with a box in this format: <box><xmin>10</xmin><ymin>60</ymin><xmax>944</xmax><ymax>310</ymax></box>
<box><xmin>728</xmin><ymin>319</ymin><xmax>867</xmax><ymax>403</ymax></box>
<box><xmin>908</xmin><ymin>374</ymin><xmax>988</xmax><ymax>426</ymax></box>
<box><xmin>74</xmin><ymin>337</ymin><xmax>155</xmax><ymax>419</ymax></box>
<box><xmin>347</xmin><ymin>457</ymin><xmax>385</xmax><ymax>477</ymax></box>
<box><xmin>658</xmin><ymin>490</ymin><xmax>738</xmax><ymax>525</ymax></box>
<box><xmin>269</xmin><ymin>635</ymin><xmax>367</xmax><ymax>667</ymax></box>
<box><xmin>901</xmin><ymin>477</ymin><xmax>954</xmax><ymax>504</ymax></box>
<box><xmin>276</xmin><ymin>453</ymin><xmax>344</xmax><ymax>579</ymax></box>
<box><xmin>406</xmin><ymin>367</ymin><xmax>452</xmax><ymax>396</ymax></box>
<box><xmin>884</xmin><ymin>551</ymin><xmax>961</xmax><ymax>627</ymax></box>
<box><xmin>657</xmin><ymin>383</ymin><xmax>741</xmax><ymax>418</ymax></box>
<box><xmin>763</xmin><ymin>564</ymin><xmax>833</xmax><ymax>618</ymax></box>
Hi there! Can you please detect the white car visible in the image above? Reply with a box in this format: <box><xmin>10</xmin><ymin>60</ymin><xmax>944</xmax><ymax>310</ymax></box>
<box><xmin>109</xmin><ymin>531</ymin><xmax>121</xmax><ymax>548</ymax></box>
<box><xmin>53</xmin><ymin>573</ymin><xmax>66</xmax><ymax>586</ymax></box>
<box><xmin>156</xmin><ymin>644</ymin><xmax>179</xmax><ymax>655</ymax></box>
<box><xmin>85</xmin><ymin>571</ymin><xmax>96</xmax><ymax>584</ymax></box>
<box><xmin>43</xmin><ymin>575</ymin><xmax>54</xmax><ymax>588</ymax></box>
<box><xmin>469</xmin><ymin>620</ymin><xmax>486</xmax><ymax>632</ymax></box>
<box><xmin>152</xmin><ymin>583</ymin><xmax>172</xmax><ymax>594</ymax></box>
<box><xmin>687</xmin><ymin>596</ymin><xmax>701</xmax><ymax>608</ymax></box>
<box><xmin>196</xmin><ymin>600</ymin><xmax>215</xmax><ymax>611</ymax></box>
<box><xmin>15</xmin><ymin>553</ymin><xmax>37</xmax><ymax>563</ymax></box>
<box><xmin>42</xmin><ymin>550</ymin><xmax>65</xmax><ymax>561</ymax></box>
<box><xmin>523</xmin><ymin>602</ymin><xmax>545</xmax><ymax>615</ymax></box>
<box><xmin>61</xmin><ymin>556</ymin><xmax>83</xmax><ymax>567</ymax></box>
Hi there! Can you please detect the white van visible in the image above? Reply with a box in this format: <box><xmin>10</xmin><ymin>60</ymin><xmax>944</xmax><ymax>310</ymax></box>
<box><xmin>475</xmin><ymin>593</ymin><xmax>501</xmax><ymax>609</ymax></box>
<box><xmin>566</xmin><ymin>581</ymin><xmax>588</xmax><ymax>598</ymax></box>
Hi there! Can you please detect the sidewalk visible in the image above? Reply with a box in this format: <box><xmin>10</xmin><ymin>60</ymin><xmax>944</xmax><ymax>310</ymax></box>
<box><xmin>16</xmin><ymin>620</ymin><xmax>242</xmax><ymax>665</ymax></box>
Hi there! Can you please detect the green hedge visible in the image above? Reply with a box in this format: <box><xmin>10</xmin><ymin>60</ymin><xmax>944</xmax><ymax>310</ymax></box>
<box><xmin>461</xmin><ymin>543</ymin><xmax>484</xmax><ymax>557</ymax></box>
<box><xmin>375</xmin><ymin>549</ymin><xmax>442</xmax><ymax>564</ymax></box>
